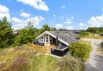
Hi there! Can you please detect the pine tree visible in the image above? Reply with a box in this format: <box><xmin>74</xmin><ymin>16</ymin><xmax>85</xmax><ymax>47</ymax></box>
<box><xmin>0</xmin><ymin>17</ymin><xmax>13</xmax><ymax>48</ymax></box>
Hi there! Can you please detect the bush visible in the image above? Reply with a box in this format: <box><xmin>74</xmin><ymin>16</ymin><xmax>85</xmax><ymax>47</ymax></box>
<box><xmin>69</xmin><ymin>41</ymin><xmax>91</xmax><ymax>61</ymax></box>
<box><xmin>79</xmin><ymin>31</ymin><xmax>90</xmax><ymax>37</ymax></box>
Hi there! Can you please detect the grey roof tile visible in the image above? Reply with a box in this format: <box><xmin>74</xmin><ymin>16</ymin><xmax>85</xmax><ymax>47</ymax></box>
<box><xmin>49</xmin><ymin>31</ymin><xmax>79</xmax><ymax>43</ymax></box>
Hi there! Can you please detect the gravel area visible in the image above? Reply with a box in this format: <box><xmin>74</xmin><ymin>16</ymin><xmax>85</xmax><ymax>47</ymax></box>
<box><xmin>82</xmin><ymin>38</ymin><xmax>103</xmax><ymax>71</ymax></box>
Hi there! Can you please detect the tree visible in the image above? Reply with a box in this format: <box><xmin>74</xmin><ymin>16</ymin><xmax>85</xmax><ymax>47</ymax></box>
<box><xmin>98</xmin><ymin>27</ymin><xmax>103</xmax><ymax>34</ymax></box>
<box><xmin>87</xmin><ymin>27</ymin><xmax>98</xmax><ymax>33</ymax></box>
<box><xmin>42</xmin><ymin>24</ymin><xmax>51</xmax><ymax>31</ymax></box>
<box><xmin>39</xmin><ymin>24</ymin><xmax>51</xmax><ymax>34</ymax></box>
<box><xmin>87</xmin><ymin>27</ymin><xmax>103</xmax><ymax>34</ymax></box>
<box><xmin>0</xmin><ymin>17</ymin><xmax>14</xmax><ymax>48</ymax></box>
<box><xmin>14</xmin><ymin>23</ymin><xmax>39</xmax><ymax>45</ymax></box>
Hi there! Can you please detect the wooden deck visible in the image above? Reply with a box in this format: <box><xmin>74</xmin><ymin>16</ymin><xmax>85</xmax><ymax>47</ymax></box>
<box><xmin>28</xmin><ymin>44</ymin><xmax>56</xmax><ymax>54</ymax></box>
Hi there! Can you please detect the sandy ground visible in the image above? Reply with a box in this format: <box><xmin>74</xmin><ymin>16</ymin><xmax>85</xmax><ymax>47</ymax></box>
<box><xmin>83</xmin><ymin>38</ymin><xmax>103</xmax><ymax>71</ymax></box>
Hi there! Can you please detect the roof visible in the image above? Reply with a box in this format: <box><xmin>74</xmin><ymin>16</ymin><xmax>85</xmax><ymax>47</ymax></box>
<box><xmin>36</xmin><ymin>30</ymin><xmax>79</xmax><ymax>45</ymax></box>
<box><xmin>49</xmin><ymin>31</ymin><xmax>79</xmax><ymax>43</ymax></box>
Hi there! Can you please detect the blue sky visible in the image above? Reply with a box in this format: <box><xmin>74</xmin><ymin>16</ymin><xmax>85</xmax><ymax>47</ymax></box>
<box><xmin>0</xmin><ymin>0</ymin><xmax>103</xmax><ymax>30</ymax></box>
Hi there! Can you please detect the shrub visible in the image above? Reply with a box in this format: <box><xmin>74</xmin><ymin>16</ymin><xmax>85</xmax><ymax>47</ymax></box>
<box><xmin>69</xmin><ymin>41</ymin><xmax>91</xmax><ymax>61</ymax></box>
<box><xmin>79</xmin><ymin>31</ymin><xmax>90</xmax><ymax>37</ymax></box>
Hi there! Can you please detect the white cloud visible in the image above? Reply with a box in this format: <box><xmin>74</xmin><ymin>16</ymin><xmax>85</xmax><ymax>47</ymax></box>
<box><xmin>53</xmin><ymin>14</ymin><xmax>56</xmax><ymax>17</ymax></box>
<box><xmin>0</xmin><ymin>4</ymin><xmax>10</xmax><ymax>19</ymax></box>
<box><xmin>0</xmin><ymin>13</ymin><xmax>10</xmax><ymax>20</ymax></box>
<box><xmin>61</xmin><ymin>5</ymin><xmax>66</xmax><ymax>9</ymax></box>
<box><xmin>54</xmin><ymin>17</ymin><xmax>74</xmax><ymax>30</ymax></box>
<box><xmin>55</xmin><ymin>24</ymin><xmax>64</xmax><ymax>29</ymax></box>
<box><xmin>64</xmin><ymin>17</ymin><xmax>74</xmax><ymax>24</ymax></box>
<box><xmin>20</xmin><ymin>12</ymin><xmax>31</xmax><ymax>18</ymax></box>
<box><xmin>11</xmin><ymin>17</ymin><xmax>26</xmax><ymax>30</ymax></box>
<box><xmin>12</xmin><ymin>17</ymin><xmax>23</xmax><ymax>24</ymax></box>
<box><xmin>26</xmin><ymin>16</ymin><xmax>45</xmax><ymax>26</ymax></box>
<box><xmin>67</xmin><ymin>26</ymin><xmax>73</xmax><ymax>30</ymax></box>
<box><xmin>17</xmin><ymin>0</ymin><xmax>49</xmax><ymax>11</ymax></box>
<box><xmin>79</xmin><ymin>23</ymin><xmax>85</xmax><ymax>26</ymax></box>
<box><xmin>0</xmin><ymin>4</ymin><xmax>9</xmax><ymax>13</ymax></box>
<box><xmin>88</xmin><ymin>15</ymin><xmax>103</xmax><ymax>27</ymax></box>
<box><xmin>79</xmin><ymin>23</ymin><xmax>85</xmax><ymax>29</ymax></box>
<box><xmin>12</xmin><ymin>16</ymin><xmax>45</xmax><ymax>30</ymax></box>
<box><xmin>55</xmin><ymin>23</ymin><xmax>74</xmax><ymax>30</ymax></box>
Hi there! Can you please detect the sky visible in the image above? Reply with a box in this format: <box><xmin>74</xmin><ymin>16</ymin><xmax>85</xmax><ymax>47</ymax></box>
<box><xmin>0</xmin><ymin>0</ymin><xmax>103</xmax><ymax>30</ymax></box>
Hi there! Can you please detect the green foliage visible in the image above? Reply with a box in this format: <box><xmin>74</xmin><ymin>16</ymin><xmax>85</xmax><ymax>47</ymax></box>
<box><xmin>42</xmin><ymin>24</ymin><xmax>51</xmax><ymax>31</ymax></box>
<box><xmin>69</xmin><ymin>41</ymin><xmax>91</xmax><ymax>61</ymax></box>
<box><xmin>14</xmin><ymin>26</ymin><xmax>39</xmax><ymax>45</ymax></box>
<box><xmin>0</xmin><ymin>19</ymin><xmax>56</xmax><ymax>46</ymax></box>
<box><xmin>39</xmin><ymin>24</ymin><xmax>51</xmax><ymax>34</ymax></box>
<box><xmin>87</xmin><ymin>27</ymin><xmax>103</xmax><ymax>34</ymax></box>
<box><xmin>79</xmin><ymin>31</ymin><xmax>90</xmax><ymax>37</ymax></box>
<box><xmin>0</xmin><ymin>17</ymin><xmax>14</xmax><ymax>48</ymax></box>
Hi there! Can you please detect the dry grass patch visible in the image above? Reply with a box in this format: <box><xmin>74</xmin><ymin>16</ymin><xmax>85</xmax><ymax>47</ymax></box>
<box><xmin>27</xmin><ymin>43</ymin><xmax>55</xmax><ymax>54</ymax></box>
<box><xmin>81</xmin><ymin>33</ymin><xmax>103</xmax><ymax>39</ymax></box>
<box><xmin>3</xmin><ymin>55</ymin><xmax>29</xmax><ymax>71</ymax></box>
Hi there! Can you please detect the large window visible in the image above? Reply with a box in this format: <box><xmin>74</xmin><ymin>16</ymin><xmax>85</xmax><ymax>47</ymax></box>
<box><xmin>38</xmin><ymin>37</ymin><xmax>43</xmax><ymax>43</ymax></box>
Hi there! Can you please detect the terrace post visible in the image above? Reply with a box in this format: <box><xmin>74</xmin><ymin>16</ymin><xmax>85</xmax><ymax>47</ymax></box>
<box><xmin>48</xmin><ymin>35</ymin><xmax>50</xmax><ymax>46</ymax></box>
<box><xmin>45</xmin><ymin>36</ymin><xmax>46</xmax><ymax>46</ymax></box>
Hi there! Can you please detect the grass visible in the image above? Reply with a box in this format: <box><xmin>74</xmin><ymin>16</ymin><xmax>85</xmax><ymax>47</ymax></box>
<box><xmin>58</xmin><ymin>56</ymin><xmax>84</xmax><ymax>71</ymax></box>
<box><xmin>29</xmin><ymin>55</ymin><xmax>58</xmax><ymax>71</ymax></box>
<box><xmin>80</xmin><ymin>33</ymin><xmax>103</xmax><ymax>39</ymax></box>
<box><xmin>0</xmin><ymin>44</ymin><xmax>84</xmax><ymax>71</ymax></box>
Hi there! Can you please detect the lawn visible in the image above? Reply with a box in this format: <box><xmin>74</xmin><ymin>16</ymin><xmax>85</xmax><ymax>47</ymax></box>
<box><xmin>0</xmin><ymin>44</ymin><xmax>84</xmax><ymax>71</ymax></box>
